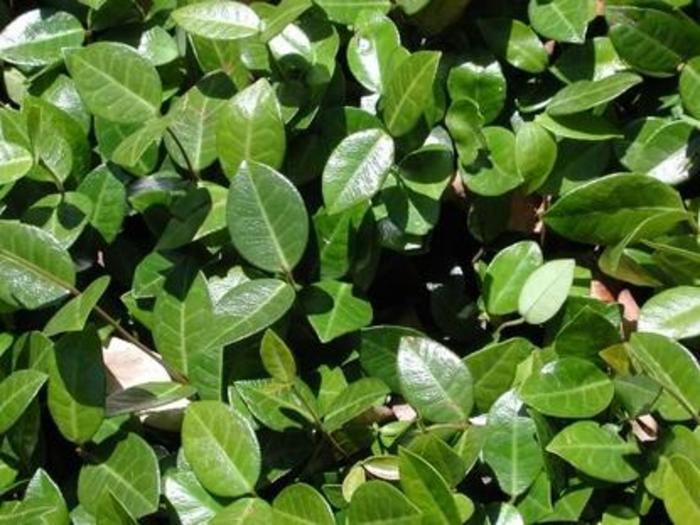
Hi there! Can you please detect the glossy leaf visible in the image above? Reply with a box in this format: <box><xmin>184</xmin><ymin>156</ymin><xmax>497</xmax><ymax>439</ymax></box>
<box><xmin>547</xmin><ymin>72</ymin><xmax>642</xmax><ymax>116</ymax></box>
<box><xmin>397</xmin><ymin>336</ymin><xmax>473</xmax><ymax>423</ymax></box>
<box><xmin>227</xmin><ymin>162</ymin><xmax>308</xmax><ymax>273</ymax></box>
<box><xmin>273</xmin><ymin>483</ymin><xmax>334</xmax><ymax>525</ymax></box>
<box><xmin>484</xmin><ymin>241</ymin><xmax>543</xmax><ymax>315</ymax></box>
<box><xmin>518</xmin><ymin>259</ymin><xmax>575</xmax><ymax>324</ymax></box>
<box><xmin>44</xmin><ymin>276</ymin><xmax>109</xmax><ymax>336</ymax></box>
<box><xmin>348</xmin><ymin>480</ymin><xmax>421</xmax><ymax>525</ymax></box>
<box><xmin>638</xmin><ymin>286</ymin><xmax>700</xmax><ymax>340</ymax></box>
<box><xmin>528</xmin><ymin>0</ymin><xmax>594</xmax><ymax>44</ymax></box>
<box><xmin>479</xmin><ymin>18</ymin><xmax>548</xmax><ymax>73</ymax></box>
<box><xmin>0</xmin><ymin>369</ymin><xmax>47</xmax><ymax>433</ymax></box>
<box><xmin>303</xmin><ymin>280</ymin><xmax>373</xmax><ymax>343</ymax></box>
<box><xmin>172</xmin><ymin>1</ymin><xmax>261</xmax><ymax>40</ymax></box>
<box><xmin>182</xmin><ymin>401</ymin><xmax>260</xmax><ymax>497</ymax></box>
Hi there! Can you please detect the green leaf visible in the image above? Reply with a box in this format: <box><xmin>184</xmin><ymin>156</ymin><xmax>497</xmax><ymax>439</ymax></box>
<box><xmin>273</xmin><ymin>483</ymin><xmax>334</xmax><ymax>525</ymax></box>
<box><xmin>44</xmin><ymin>276</ymin><xmax>110</xmax><ymax>337</ymax></box>
<box><xmin>0</xmin><ymin>141</ymin><xmax>32</xmax><ymax>185</ymax></box>
<box><xmin>478</xmin><ymin>18</ymin><xmax>548</xmax><ymax>74</ymax></box>
<box><xmin>554</xmin><ymin>306</ymin><xmax>622</xmax><ymax>357</ymax></box>
<box><xmin>106</xmin><ymin>382</ymin><xmax>196</xmax><ymax>417</ymax></box>
<box><xmin>546</xmin><ymin>421</ymin><xmax>639</xmax><ymax>482</ymax></box>
<box><xmin>545</xmin><ymin>173</ymin><xmax>685</xmax><ymax>245</ymax></box>
<box><xmin>515</xmin><ymin>122</ymin><xmax>557</xmax><ymax>193</ymax></box>
<box><xmin>303</xmin><ymin>280</ymin><xmax>373</xmax><ymax>343</ymax></box>
<box><xmin>211</xmin><ymin>278</ymin><xmax>296</xmax><ymax>348</ymax></box>
<box><xmin>182</xmin><ymin>401</ymin><xmax>260</xmax><ymax>497</ymax></box>
<box><xmin>322</xmin><ymin>129</ymin><xmax>395</xmax><ymax>214</ymax></box>
<box><xmin>260</xmin><ymin>329</ymin><xmax>297</xmax><ymax>383</ymax></box>
<box><xmin>315</xmin><ymin>0</ymin><xmax>391</xmax><ymax>25</ymax></box>
<box><xmin>680</xmin><ymin>57</ymin><xmax>700</xmax><ymax>119</ymax></box>
<box><xmin>447</xmin><ymin>50</ymin><xmax>506</xmax><ymax>124</ymax></box>
<box><xmin>518</xmin><ymin>259</ymin><xmax>575</xmax><ymax>325</ymax></box>
<box><xmin>9</xmin><ymin>469</ymin><xmax>69</xmax><ymax>525</ymax></box>
<box><xmin>528</xmin><ymin>0</ymin><xmax>594</xmax><ymax>44</ymax></box>
<box><xmin>23</xmin><ymin>192</ymin><xmax>93</xmax><ymax>249</ymax></box>
<box><xmin>399</xmin><ymin>447</ymin><xmax>461</xmax><ymax>525</ymax></box>
<box><xmin>347</xmin><ymin>12</ymin><xmax>400</xmax><ymax>93</ymax></box>
<box><xmin>348</xmin><ymin>480</ymin><xmax>421</xmax><ymax>525</ymax></box>
<box><xmin>0</xmin><ymin>369</ymin><xmax>47</xmax><ymax>434</ymax></box>
<box><xmin>65</xmin><ymin>42</ymin><xmax>162</xmax><ymax>124</ymax></box>
<box><xmin>662</xmin><ymin>455</ymin><xmax>700</xmax><ymax>525</ymax></box>
<box><xmin>217</xmin><ymin>79</ymin><xmax>286</xmax><ymax>178</ymax></box>
<box><xmin>77</xmin><ymin>165</ymin><xmax>127</xmax><ymax>244</ymax></box>
<box><xmin>47</xmin><ymin>327</ymin><xmax>105</xmax><ymax>444</ymax></box>
<box><xmin>382</xmin><ymin>51</ymin><xmax>441</xmax><ymax>136</ymax></box>
<box><xmin>465</xmin><ymin>338</ymin><xmax>535</xmax><ymax>412</ymax></box>
<box><xmin>483</xmin><ymin>391</ymin><xmax>544</xmax><ymax>497</ymax></box>
<box><xmin>78</xmin><ymin>432</ymin><xmax>160</xmax><ymax>518</ymax></box>
<box><xmin>628</xmin><ymin>332</ymin><xmax>700</xmax><ymax>420</ymax></box>
<box><xmin>536</xmin><ymin>112</ymin><xmax>622</xmax><ymax>141</ymax></box>
<box><xmin>236</xmin><ymin>378</ymin><xmax>317</xmax><ymax>431</ymax></box>
<box><xmin>520</xmin><ymin>358</ymin><xmax>614</xmax><ymax>418</ymax></box>
<box><xmin>0</xmin><ymin>8</ymin><xmax>83</xmax><ymax>67</ymax></box>
<box><xmin>397</xmin><ymin>336</ymin><xmax>473</xmax><ymax>423</ymax></box>
<box><xmin>461</xmin><ymin>127</ymin><xmax>522</xmax><ymax>197</ymax></box>
<box><xmin>172</xmin><ymin>1</ymin><xmax>261</xmax><ymax>40</ymax></box>
<box><xmin>111</xmin><ymin>117</ymin><xmax>168</xmax><ymax>169</ymax></box>
<box><xmin>227</xmin><ymin>162</ymin><xmax>308</xmax><ymax>274</ymax></box>
<box><xmin>547</xmin><ymin>72</ymin><xmax>642</xmax><ymax>116</ymax></box>
<box><xmin>607</xmin><ymin>5</ymin><xmax>700</xmax><ymax>76</ymax></box>
<box><xmin>165</xmin><ymin>73</ymin><xmax>234</xmax><ymax>172</ymax></box>
<box><xmin>359</xmin><ymin>325</ymin><xmax>423</xmax><ymax>392</ymax></box>
<box><xmin>638</xmin><ymin>286</ymin><xmax>700</xmax><ymax>340</ymax></box>
<box><xmin>484</xmin><ymin>241</ymin><xmax>543</xmax><ymax>315</ymax></box>
<box><xmin>0</xmin><ymin>221</ymin><xmax>76</xmax><ymax>311</ymax></box>
<box><xmin>211</xmin><ymin>498</ymin><xmax>274</xmax><ymax>525</ymax></box>
<box><xmin>96</xmin><ymin>492</ymin><xmax>138</xmax><ymax>525</ymax></box>
<box><xmin>323</xmin><ymin>378</ymin><xmax>389</xmax><ymax>432</ymax></box>
<box><xmin>163</xmin><ymin>467</ymin><xmax>224</xmax><ymax>525</ymax></box>
<box><xmin>153</xmin><ymin>266</ymin><xmax>215</xmax><ymax>377</ymax></box>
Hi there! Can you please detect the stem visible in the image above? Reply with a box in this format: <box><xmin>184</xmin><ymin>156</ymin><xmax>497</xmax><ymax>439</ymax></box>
<box><xmin>292</xmin><ymin>383</ymin><xmax>348</xmax><ymax>459</ymax></box>
<box><xmin>0</xmin><ymin>247</ymin><xmax>187</xmax><ymax>384</ymax></box>
<box><xmin>165</xmin><ymin>127</ymin><xmax>199</xmax><ymax>181</ymax></box>
<box><xmin>493</xmin><ymin>317</ymin><xmax>526</xmax><ymax>342</ymax></box>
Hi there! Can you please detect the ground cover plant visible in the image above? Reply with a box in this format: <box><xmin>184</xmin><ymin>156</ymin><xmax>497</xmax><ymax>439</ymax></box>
<box><xmin>0</xmin><ymin>0</ymin><xmax>700</xmax><ymax>523</ymax></box>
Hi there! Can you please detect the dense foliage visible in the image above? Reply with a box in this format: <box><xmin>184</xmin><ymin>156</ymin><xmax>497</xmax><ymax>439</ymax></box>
<box><xmin>1</xmin><ymin>0</ymin><xmax>700</xmax><ymax>523</ymax></box>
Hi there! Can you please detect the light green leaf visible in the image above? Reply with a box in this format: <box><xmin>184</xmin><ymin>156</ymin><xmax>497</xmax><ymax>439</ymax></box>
<box><xmin>217</xmin><ymin>79</ymin><xmax>286</xmax><ymax>177</ymax></box>
<box><xmin>111</xmin><ymin>117</ymin><xmax>168</xmax><ymax>169</ymax></box>
<box><xmin>518</xmin><ymin>259</ymin><xmax>575</xmax><ymax>325</ymax></box>
<box><xmin>478</xmin><ymin>18</ymin><xmax>548</xmax><ymax>73</ymax></box>
<box><xmin>172</xmin><ymin>1</ymin><xmax>261</xmax><ymax>40</ymax></box>
<box><xmin>322</xmin><ymin>129</ymin><xmax>394</xmax><ymax>214</ymax></box>
<box><xmin>44</xmin><ymin>276</ymin><xmax>110</xmax><ymax>337</ymax></box>
<box><xmin>236</xmin><ymin>378</ymin><xmax>317</xmax><ymax>431</ymax></box>
<box><xmin>680</xmin><ymin>57</ymin><xmax>700</xmax><ymax>119</ymax></box>
<box><xmin>47</xmin><ymin>327</ymin><xmax>105</xmax><ymax>444</ymax></box>
<box><xmin>303</xmin><ymin>280</ymin><xmax>373</xmax><ymax>343</ymax></box>
<box><xmin>382</xmin><ymin>51</ymin><xmax>441</xmax><ymax>136</ymax></box>
<box><xmin>547</xmin><ymin>72</ymin><xmax>642</xmax><ymax>115</ymax></box>
<box><xmin>0</xmin><ymin>369</ymin><xmax>48</xmax><ymax>434</ymax></box>
<box><xmin>536</xmin><ymin>112</ymin><xmax>622</xmax><ymax>141</ymax></box>
<box><xmin>628</xmin><ymin>332</ymin><xmax>700</xmax><ymax>420</ymax></box>
<box><xmin>273</xmin><ymin>483</ymin><xmax>334</xmax><ymax>525</ymax></box>
<box><xmin>211</xmin><ymin>278</ymin><xmax>296</xmax><ymax>348</ymax></box>
<box><xmin>165</xmin><ymin>73</ymin><xmax>234</xmax><ymax>172</ymax></box>
<box><xmin>260</xmin><ymin>329</ymin><xmax>297</xmax><ymax>383</ymax></box>
<box><xmin>483</xmin><ymin>391</ymin><xmax>544</xmax><ymax>497</ymax></box>
<box><xmin>461</xmin><ymin>126</ymin><xmax>522</xmax><ymax>197</ymax></box>
<box><xmin>662</xmin><ymin>455</ymin><xmax>700</xmax><ymax>525</ymax></box>
<box><xmin>23</xmin><ymin>192</ymin><xmax>93</xmax><ymax>249</ymax></box>
<box><xmin>163</xmin><ymin>468</ymin><xmax>224</xmax><ymax>525</ymax></box>
<box><xmin>96</xmin><ymin>492</ymin><xmax>137</xmax><ymax>525</ymax></box>
<box><xmin>153</xmin><ymin>266</ymin><xmax>215</xmax><ymax>377</ymax></box>
<box><xmin>77</xmin><ymin>165</ymin><xmax>127</xmax><ymax>244</ymax></box>
<box><xmin>465</xmin><ymin>338</ymin><xmax>535</xmax><ymax>412</ymax></box>
<box><xmin>323</xmin><ymin>378</ymin><xmax>389</xmax><ymax>432</ymax></box>
<box><xmin>546</xmin><ymin>421</ymin><xmax>639</xmax><ymax>483</ymax></box>
<box><xmin>515</xmin><ymin>122</ymin><xmax>557</xmax><ymax>193</ymax></box>
<box><xmin>638</xmin><ymin>286</ymin><xmax>700</xmax><ymax>340</ymax></box>
<box><xmin>348</xmin><ymin>480</ymin><xmax>421</xmax><ymax>525</ymax></box>
<box><xmin>182</xmin><ymin>401</ymin><xmax>260</xmax><ymax>497</ymax></box>
<box><xmin>397</xmin><ymin>336</ymin><xmax>473</xmax><ymax>423</ymax></box>
<box><xmin>315</xmin><ymin>0</ymin><xmax>391</xmax><ymax>25</ymax></box>
<box><xmin>0</xmin><ymin>9</ymin><xmax>83</xmax><ymax>67</ymax></box>
<box><xmin>211</xmin><ymin>498</ymin><xmax>273</xmax><ymax>525</ymax></box>
<box><xmin>528</xmin><ymin>0</ymin><xmax>594</xmax><ymax>44</ymax></box>
<box><xmin>0</xmin><ymin>221</ymin><xmax>76</xmax><ymax>311</ymax></box>
<box><xmin>0</xmin><ymin>141</ymin><xmax>32</xmax><ymax>185</ymax></box>
<box><xmin>65</xmin><ymin>42</ymin><xmax>162</xmax><ymax>124</ymax></box>
<box><xmin>544</xmin><ymin>173</ymin><xmax>685</xmax><ymax>245</ymax></box>
<box><xmin>520</xmin><ymin>358</ymin><xmax>614</xmax><ymax>418</ymax></box>
<box><xmin>447</xmin><ymin>50</ymin><xmax>506</xmax><ymax>124</ymax></box>
<box><xmin>347</xmin><ymin>12</ymin><xmax>400</xmax><ymax>93</ymax></box>
<box><xmin>227</xmin><ymin>162</ymin><xmax>308</xmax><ymax>273</ymax></box>
<box><xmin>399</xmin><ymin>447</ymin><xmax>460</xmax><ymax>525</ymax></box>
<box><xmin>78</xmin><ymin>432</ymin><xmax>160</xmax><ymax>518</ymax></box>
<box><xmin>484</xmin><ymin>241</ymin><xmax>543</xmax><ymax>316</ymax></box>
<box><xmin>359</xmin><ymin>325</ymin><xmax>423</xmax><ymax>392</ymax></box>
